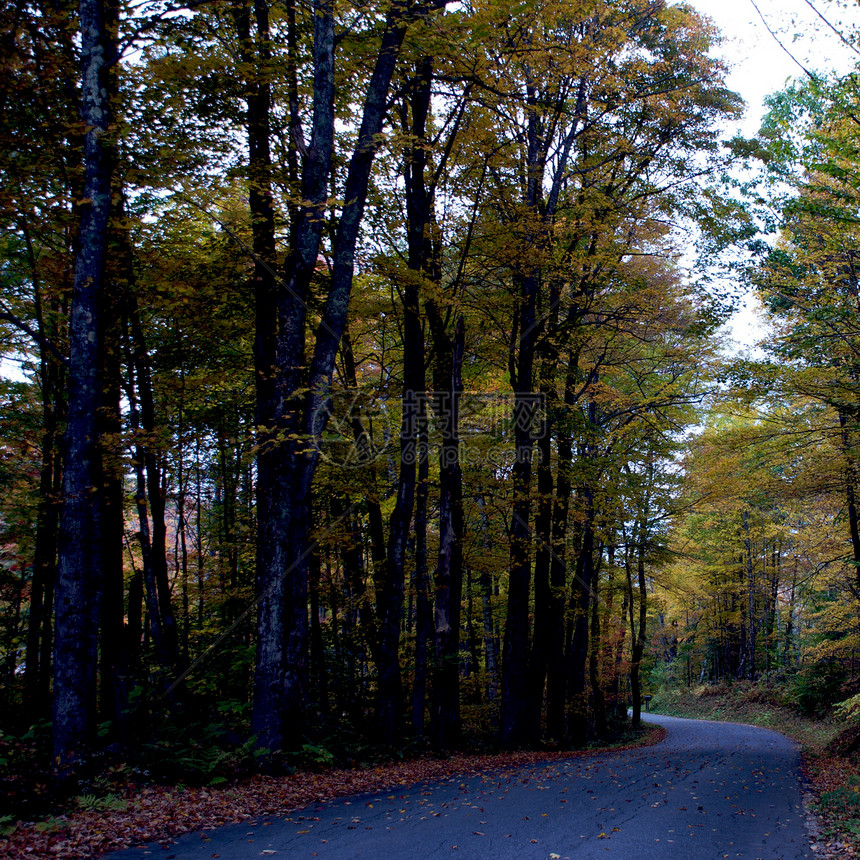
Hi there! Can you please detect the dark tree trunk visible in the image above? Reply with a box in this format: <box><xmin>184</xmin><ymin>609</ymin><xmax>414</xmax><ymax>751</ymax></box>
<box><xmin>99</xmin><ymin>207</ymin><xmax>128</xmax><ymax>741</ymax></box>
<box><xmin>500</xmin><ymin>272</ymin><xmax>540</xmax><ymax>748</ymax></box>
<box><xmin>839</xmin><ymin>409</ymin><xmax>860</xmax><ymax>598</ymax></box>
<box><xmin>545</xmin><ymin>359</ymin><xmax>576</xmax><ymax>742</ymax></box>
<box><xmin>375</xmin><ymin>57</ymin><xmax>432</xmax><ymax>743</ymax></box>
<box><xmin>476</xmin><ymin>497</ymin><xmax>499</xmax><ymax>704</ymax></box>
<box><xmin>127</xmin><ymin>302</ymin><xmax>182</xmax><ymax>679</ymax></box>
<box><xmin>500</xmin><ymin>68</ymin><xmax>547</xmax><ymax>748</ymax></box>
<box><xmin>567</xmin><ymin>492</ymin><xmax>595</xmax><ymax>747</ymax></box>
<box><xmin>309</xmin><ymin>546</ymin><xmax>329</xmax><ymax>717</ymax></box>
<box><xmin>588</xmin><ymin>563</ymin><xmax>608</xmax><ymax>737</ymax></box>
<box><xmin>412</xmin><ymin>408</ymin><xmax>431</xmax><ymax>736</ymax></box>
<box><xmin>527</xmin><ymin>398</ymin><xmax>553</xmax><ymax>742</ymax></box>
<box><xmin>742</xmin><ymin>509</ymin><xmax>756</xmax><ymax>680</ymax></box>
<box><xmin>252</xmin><ymin>0</ymin><xmax>413</xmax><ymax>757</ymax></box>
<box><xmin>125</xmin><ymin>348</ymin><xmax>173</xmax><ymax>682</ymax></box>
<box><xmin>52</xmin><ymin>0</ymin><xmax>117</xmax><ymax>766</ymax></box>
<box><xmin>25</xmin><ymin>302</ymin><xmax>64</xmax><ymax>721</ymax></box>
<box><xmin>430</xmin><ymin>316</ymin><xmax>465</xmax><ymax>750</ymax></box>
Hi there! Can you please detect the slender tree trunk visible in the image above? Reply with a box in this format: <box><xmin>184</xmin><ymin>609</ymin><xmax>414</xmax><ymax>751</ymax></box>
<box><xmin>126</xmin><ymin>354</ymin><xmax>173</xmax><ymax>681</ymax></box>
<box><xmin>376</xmin><ymin>58</ymin><xmax>432</xmax><ymax>743</ymax></box>
<box><xmin>527</xmin><ymin>408</ymin><xmax>553</xmax><ymax>742</ymax></box>
<box><xmin>546</xmin><ymin>362</ymin><xmax>575</xmax><ymax>741</ymax></box>
<box><xmin>128</xmin><ymin>302</ymin><xmax>182</xmax><ymax>677</ymax></box>
<box><xmin>98</xmin><ymin>203</ymin><xmax>127</xmax><ymax>741</ymax></box>
<box><xmin>309</xmin><ymin>545</ymin><xmax>329</xmax><ymax>717</ymax></box>
<box><xmin>839</xmin><ymin>410</ymin><xmax>860</xmax><ymax>598</ymax></box>
<box><xmin>501</xmin><ymin>270</ymin><xmax>540</xmax><ymax>748</ymax></box>
<box><xmin>629</xmin><ymin>516</ymin><xmax>648</xmax><ymax>730</ymax></box>
<box><xmin>476</xmin><ymin>497</ymin><xmax>499</xmax><ymax>704</ymax></box>
<box><xmin>412</xmin><ymin>408</ymin><xmax>431</xmax><ymax>736</ymax></box>
<box><xmin>567</xmin><ymin>491</ymin><xmax>595</xmax><ymax>747</ymax></box>
<box><xmin>742</xmin><ymin>509</ymin><xmax>756</xmax><ymax>680</ymax></box>
<box><xmin>588</xmin><ymin>564</ymin><xmax>608</xmax><ymax>737</ymax></box>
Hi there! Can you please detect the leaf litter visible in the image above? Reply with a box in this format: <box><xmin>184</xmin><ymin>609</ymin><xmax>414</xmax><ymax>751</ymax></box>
<box><xmin>0</xmin><ymin>728</ymin><xmax>665</xmax><ymax>859</ymax></box>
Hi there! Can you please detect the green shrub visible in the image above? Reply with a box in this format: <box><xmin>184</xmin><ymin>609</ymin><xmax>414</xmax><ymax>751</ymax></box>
<box><xmin>788</xmin><ymin>660</ymin><xmax>851</xmax><ymax>717</ymax></box>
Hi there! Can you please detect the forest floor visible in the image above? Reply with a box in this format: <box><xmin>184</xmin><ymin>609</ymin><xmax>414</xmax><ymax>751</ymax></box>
<box><xmin>651</xmin><ymin>682</ymin><xmax>860</xmax><ymax>858</ymax></box>
<box><xmin>0</xmin><ymin>724</ymin><xmax>664</xmax><ymax>859</ymax></box>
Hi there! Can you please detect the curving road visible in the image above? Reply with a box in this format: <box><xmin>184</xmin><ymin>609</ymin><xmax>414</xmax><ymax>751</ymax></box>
<box><xmin>108</xmin><ymin>714</ymin><xmax>812</xmax><ymax>859</ymax></box>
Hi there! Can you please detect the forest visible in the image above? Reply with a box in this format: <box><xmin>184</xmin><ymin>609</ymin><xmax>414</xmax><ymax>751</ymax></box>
<box><xmin>1</xmin><ymin>0</ymin><xmax>859</xmax><ymax>812</ymax></box>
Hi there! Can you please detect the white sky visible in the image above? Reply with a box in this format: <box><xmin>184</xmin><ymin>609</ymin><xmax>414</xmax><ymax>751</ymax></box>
<box><xmin>690</xmin><ymin>0</ymin><xmax>860</xmax><ymax>352</ymax></box>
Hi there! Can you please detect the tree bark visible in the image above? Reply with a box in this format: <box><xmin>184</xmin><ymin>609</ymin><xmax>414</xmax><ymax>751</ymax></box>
<box><xmin>375</xmin><ymin>58</ymin><xmax>432</xmax><ymax>742</ymax></box>
<box><xmin>411</xmin><ymin>407</ymin><xmax>432</xmax><ymax>736</ymax></box>
<box><xmin>500</xmin><ymin>269</ymin><xmax>540</xmax><ymax>748</ymax></box>
<box><xmin>52</xmin><ymin>0</ymin><xmax>117</xmax><ymax>766</ymax></box>
<box><xmin>567</xmin><ymin>488</ymin><xmax>595</xmax><ymax>747</ymax></box>
<box><xmin>430</xmin><ymin>315</ymin><xmax>465</xmax><ymax>750</ymax></box>
<box><xmin>252</xmin><ymin>0</ymin><xmax>415</xmax><ymax>757</ymax></box>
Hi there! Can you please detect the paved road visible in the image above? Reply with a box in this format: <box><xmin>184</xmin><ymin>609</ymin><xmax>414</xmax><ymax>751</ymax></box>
<box><xmin>109</xmin><ymin>714</ymin><xmax>812</xmax><ymax>859</ymax></box>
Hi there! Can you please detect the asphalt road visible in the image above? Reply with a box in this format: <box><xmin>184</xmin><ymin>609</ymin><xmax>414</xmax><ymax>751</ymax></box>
<box><xmin>108</xmin><ymin>714</ymin><xmax>812</xmax><ymax>859</ymax></box>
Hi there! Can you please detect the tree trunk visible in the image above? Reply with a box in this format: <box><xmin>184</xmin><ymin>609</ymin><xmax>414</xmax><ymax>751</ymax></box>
<box><xmin>588</xmin><ymin>563</ymin><xmax>608</xmax><ymax>737</ymax></box>
<box><xmin>412</xmin><ymin>408</ymin><xmax>431</xmax><ymax>736</ymax></box>
<box><xmin>742</xmin><ymin>509</ymin><xmax>756</xmax><ymax>681</ymax></box>
<box><xmin>500</xmin><ymin>269</ymin><xmax>540</xmax><ymax>748</ymax></box>
<box><xmin>839</xmin><ymin>410</ymin><xmax>860</xmax><ymax>598</ymax></box>
<box><xmin>52</xmin><ymin>0</ymin><xmax>117</xmax><ymax>766</ymax></box>
<box><xmin>545</xmin><ymin>359</ymin><xmax>577</xmax><ymax>741</ymax></box>
<box><xmin>527</xmin><ymin>407</ymin><xmax>553</xmax><ymax>742</ymax></box>
<box><xmin>98</xmin><ymin>206</ymin><xmax>128</xmax><ymax>741</ymax></box>
<box><xmin>252</xmin><ymin>0</ymin><xmax>413</xmax><ymax>757</ymax></box>
<box><xmin>567</xmin><ymin>492</ymin><xmax>595</xmax><ymax>747</ymax></box>
<box><xmin>629</xmin><ymin>516</ymin><xmax>648</xmax><ymax>730</ymax></box>
<box><xmin>25</xmin><ymin>307</ymin><xmax>63</xmax><ymax>720</ymax></box>
<box><xmin>430</xmin><ymin>316</ymin><xmax>465</xmax><ymax>750</ymax></box>
<box><xmin>127</xmin><ymin>302</ymin><xmax>182</xmax><ymax>678</ymax></box>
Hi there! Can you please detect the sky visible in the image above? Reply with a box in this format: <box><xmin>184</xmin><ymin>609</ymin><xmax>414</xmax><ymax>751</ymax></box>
<box><xmin>689</xmin><ymin>0</ymin><xmax>860</xmax><ymax>352</ymax></box>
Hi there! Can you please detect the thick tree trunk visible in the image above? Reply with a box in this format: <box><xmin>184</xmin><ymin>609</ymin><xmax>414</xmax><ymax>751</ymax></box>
<box><xmin>53</xmin><ymin>0</ymin><xmax>117</xmax><ymax>766</ymax></box>
<box><xmin>430</xmin><ymin>316</ymin><xmax>465</xmax><ymax>750</ymax></box>
<box><xmin>252</xmin><ymin>0</ymin><xmax>413</xmax><ymax>757</ymax></box>
<box><xmin>249</xmin><ymin>0</ymin><xmax>319</xmax><ymax>756</ymax></box>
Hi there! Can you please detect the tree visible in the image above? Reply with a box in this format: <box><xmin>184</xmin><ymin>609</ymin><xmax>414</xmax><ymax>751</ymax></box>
<box><xmin>52</xmin><ymin>0</ymin><xmax>119</xmax><ymax>766</ymax></box>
